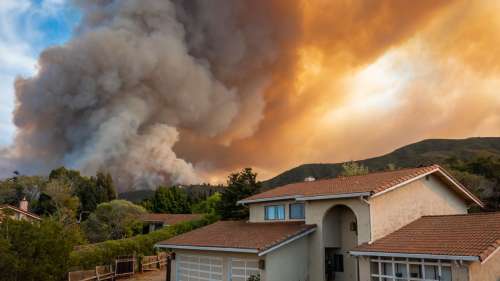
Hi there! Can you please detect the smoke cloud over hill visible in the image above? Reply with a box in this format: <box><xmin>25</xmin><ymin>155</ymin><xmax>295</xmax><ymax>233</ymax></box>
<box><xmin>2</xmin><ymin>0</ymin><xmax>500</xmax><ymax>189</ymax></box>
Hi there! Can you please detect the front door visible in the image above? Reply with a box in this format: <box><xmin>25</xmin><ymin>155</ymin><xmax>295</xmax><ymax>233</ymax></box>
<box><xmin>325</xmin><ymin>248</ymin><xmax>343</xmax><ymax>281</ymax></box>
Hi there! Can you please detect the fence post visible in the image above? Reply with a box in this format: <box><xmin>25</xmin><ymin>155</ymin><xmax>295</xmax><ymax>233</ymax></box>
<box><xmin>166</xmin><ymin>256</ymin><xmax>171</xmax><ymax>281</ymax></box>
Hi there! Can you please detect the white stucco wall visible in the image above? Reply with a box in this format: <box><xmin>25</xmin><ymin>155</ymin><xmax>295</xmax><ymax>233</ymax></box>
<box><xmin>370</xmin><ymin>175</ymin><xmax>468</xmax><ymax>241</ymax></box>
<box><xmin>265</xmin><ymin>235</ymin><xmax>310</xmax><ymax>281</ymax></box>
<box><xmin>249</xmin><ymin>200</ymin><xmax>305</xmax><ymax>223</ymax></box>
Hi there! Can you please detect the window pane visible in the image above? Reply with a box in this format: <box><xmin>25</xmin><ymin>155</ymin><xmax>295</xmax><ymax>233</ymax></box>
<box><xmin>290</xmin><ymin>203</ymin><xmax>305</xmax><ymax>219</ymax></box>
<box><xmin>381</xmin><ymin>263</ymin><xmax>393</xmax><ymax>276</ymax></box>
<box><xmin>370</xmin><ymin>262</ymin><xmax>379</xmax><ymax>275</ymax></box>
<box><xmin>441</xmin><ymin>266</ymin><xmax>452</xmax><ymax>281</ymax></box>
<box><xmin>409</xmin><ymin>264</ymin><xmax>422</xmax><ymax>279</ymax></box>
<box><xmin>424</xmin><ymin>265</ymin><xmax>438</xmax><ymax>280</ymax></box>
<box><xmin>265</xmin><ymin>206</ymin><xmax>275</xmax><ymax>220</ymax></box>
<box><xmin>395</xmin><ymin>263</ymin><xmax>407</xmax><ymax>279</ymax></box>
<box><xmin>276</xmin><ymin>205</ymin><xmax>285</xmax><ymax>220</ymax></box>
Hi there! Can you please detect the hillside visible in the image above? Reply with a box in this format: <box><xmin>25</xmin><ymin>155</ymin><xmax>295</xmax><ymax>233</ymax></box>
<box><xmin>263</xmin><ymin>137</ymin><xmax>500</xmax><ymax>189</ymax></box>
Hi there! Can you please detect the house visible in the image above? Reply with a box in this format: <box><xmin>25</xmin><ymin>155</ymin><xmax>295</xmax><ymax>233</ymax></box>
<box><xmin>0</xmin><ymin>198</ymin><xmax>41</xmax><ymax>222</ymax></box>
<box><xmin>141</xmin><ymin>213</ymin><xmax>203</xmax><ymax>233</ymax></box>
<box><xmin>156</xmin><ymin>165</ymin><xmax>500</xmax><ymax>281</ymax></box>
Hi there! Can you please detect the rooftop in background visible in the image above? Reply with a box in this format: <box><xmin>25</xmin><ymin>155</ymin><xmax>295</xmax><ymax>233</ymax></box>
<box><xmin>140</xmin><ymin>213</ymin><xmax>203</xmax><ymax>225</ymax></box>
<box><xmin>352</xmin><ymin>212</ymin><xmax>500</xmax><ymax>261</ymax></box>
<box><xmin>0</xmin><ymin>205</ymin><xmax>41</xmax><ymax>221</ymax></box>
<box><xmin>156</xmin><ymin>221</ymin><xmax>316</xmax><ymax>256</ymax></box>
<box><xmin>239</xmin><ymin>165</ymin><xmax>484</xmax><ymax>207</ymax></box>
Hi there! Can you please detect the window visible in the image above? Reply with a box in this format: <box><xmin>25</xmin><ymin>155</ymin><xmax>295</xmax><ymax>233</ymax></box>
<box><xmin>370</xmin><ymin>257</ymin><xmax>452</xmax><ymax>281</ymax></box>
<box><xmin>289</xmin><ymin>203</ymin><xmax>305</xmax><ymax>219</ymax></box>
<box><xmin>265</xmin><ymin>205</ymin><xmax>285</xmax><ymax>220</ymax></box>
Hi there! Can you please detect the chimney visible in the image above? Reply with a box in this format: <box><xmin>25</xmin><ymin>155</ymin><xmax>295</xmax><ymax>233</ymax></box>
<box><xmin>304</xmin><ymin>176</ymin><xmax>316</xmax><ymax>182</ymax></box>
<box><xmin>19</xmin><ymin>197</ymin><xmax>28</xmax><ymax>212</ymax></box>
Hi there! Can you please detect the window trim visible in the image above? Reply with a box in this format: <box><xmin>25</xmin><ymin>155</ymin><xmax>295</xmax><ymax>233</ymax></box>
<box><xmin>264</xmin><ymin>205</ymin><xmax>285</xmax><ymax>221</ymax></box>
<box><xmin>289</xmin><ymin>203</ymin><xmax>305</xmax><ymax>219</ymax></box>
<box><xmin>370</xmin><ymin>257</ymin><xmax>452</xmax><ymax>281</ymax></box>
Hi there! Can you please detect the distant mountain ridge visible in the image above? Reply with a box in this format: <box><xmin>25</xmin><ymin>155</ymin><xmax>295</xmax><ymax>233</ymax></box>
<box><xmin>262</xmin><ymin>137</ymin><xmax>500</xmax><ymax>189</ymax></box>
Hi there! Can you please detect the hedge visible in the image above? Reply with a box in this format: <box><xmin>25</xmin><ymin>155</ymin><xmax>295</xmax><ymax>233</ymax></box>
<box><xmin>70</xmin><ymin>214</ymin><xmax>218</xmax><ymax>269</ymax></box>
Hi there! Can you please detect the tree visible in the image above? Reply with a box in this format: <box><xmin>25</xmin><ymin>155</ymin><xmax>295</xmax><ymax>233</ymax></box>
<box><xmin>44</xmin><ymin>179</ymin><xmax>80</xmax><ymax>225</ymax></box>
<box><xmin>340</xmin><ymin>161</ymin><xmax>369</xmax><ymax>177</ymax></box>
<box><xmin>0</xmin><ymin>218</ymin><xmax>83</xmax><ymax>281</ymax></box>
<box><xmin>216</xmin><ymin>168</ymin><xmax>261</xmax><ymax>220</ymax></box>
<box><xmin>82</xmin><ymin>200</ymin><xmax>146</xmax><ymax>242</ymax></box>
<box><xmin>147</xmin><ymin>186</ymin><xmax>191</xmax><ymax>214</ymax></box>
<box><xmin>191</xmin><ymin>192</ymin><xmax>222</xmax><ymax>215</ymax></box>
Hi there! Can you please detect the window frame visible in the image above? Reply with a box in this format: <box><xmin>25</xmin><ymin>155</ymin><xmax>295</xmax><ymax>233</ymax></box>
<box><xmin>264</xmin><ymin>205</ymin><xmax>285</xmax><ymax>221</ymax></box>
<box><xmin>289</xmin><ymin>203</ymin><xmax>305</xmax><ymax>220</ymax></box>
<box><xmin>370</xmin><ymin>257</ymin><xmax>452</xmax><ymax>281</ymax></box>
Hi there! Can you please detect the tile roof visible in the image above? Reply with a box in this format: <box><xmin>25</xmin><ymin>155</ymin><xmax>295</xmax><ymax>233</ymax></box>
<box><xmin>353</xmin><ymin>212</ymin><xmax>500</xmax><ymax>261</ymax></box>
<box><xmin>156</xmin><ymin>221</ymin><xmax>316</xmax><ymax>254</ymax></box>
<box><xmin>0</xmin><ymin>205</ymin><xmax>41</xmax><ymax>220</ymax></box>
<box><xmin>140</xmin><ymin>213</ymin><xmax>203</xmax><ymax>225</ymax></box>
<box><xmin>240</xmin><ymin>165</ymin><xmax>483</xmax><ymax>207</ymax></box>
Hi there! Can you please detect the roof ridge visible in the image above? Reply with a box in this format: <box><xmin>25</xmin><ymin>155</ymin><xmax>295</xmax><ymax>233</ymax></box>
<box><xmin>280</xmin><ymin>164</ymin><xmax>438</xmax><ymax>186</ymax></box>
<box><xmin>421</xmin><ymin>211</ymin><xmax>500</xmax><ymax>218</ymax></box>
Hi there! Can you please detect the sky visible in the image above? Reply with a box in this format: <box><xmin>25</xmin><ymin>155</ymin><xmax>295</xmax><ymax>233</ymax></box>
<box><xmin>2</xmin><ymin>0</ymin><xmax>500</xmax><ymax>187</ymax></box>
<box><xmin>0</xmin><ymin>0</ymin><xmax>79</xmax><ymax>147</ymax></box>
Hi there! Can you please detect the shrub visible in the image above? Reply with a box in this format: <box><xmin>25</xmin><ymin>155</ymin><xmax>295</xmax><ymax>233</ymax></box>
<box><xmin>70</xmin><ymin>214</ymin><xmax>218</xmax><ymax>269</ymax></box>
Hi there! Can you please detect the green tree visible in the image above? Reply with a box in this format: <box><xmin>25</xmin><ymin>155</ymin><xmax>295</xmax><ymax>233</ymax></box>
<box><xmin>191</xmin><ymin>192</ymin><xmax>222</xmax><ymax>215</ymax></box>
<box><xmin>216</xmin><ymin>168</ymin><xmax>261</xmax><ymax>220</ymax></box>
<box><xmin>0</xmin><ymin>218</ymin><xmax>83</xmax><ymax>281</ymax></box>
<box><xmin>82</xmin><ymin>200</ymin><xmax>146</xmax><ymax>242</ymax></box>
<box><xmin>340</xmin><ymin>161</ymin><xmax>369</xmax><ymax>177</ymax></box>
<box><xmin>148</xmin><ymin>186</ymin><xmax>191</xmax><ymax>214</ymax></box>
<box><xmin>44</xmin><ymin>179</ymin><xmax>80</xmax><ymax>225</ymax></box>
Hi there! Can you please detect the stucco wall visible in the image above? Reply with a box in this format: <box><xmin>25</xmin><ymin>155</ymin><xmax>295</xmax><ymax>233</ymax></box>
<box><xmin>249</xmin><ymin>200</ymin><xmax>305</xmax><ymax>223</ymax></box>
<box><xmin>469</xmin><ymin>250</ymin><xmax>500</xmax><ymax>281</ymax></box>
<box><xmin>305</xmin><ymin>198</ymin><xmax>370</xmax><ymax>281</ymax></box>
<box><xmin>170</xmin><ymin>250</ymin><xmax>262</xmax><ymax>281</ymax></box>
<box><xmin>265</xmin><ymin>235</ymin><xmax>310</xmax><ymax>281</ymax></box>
<box><xmin>370</xmin><ymin>175</ymin><xmax>468</xmax><ymax>241</ymax></box>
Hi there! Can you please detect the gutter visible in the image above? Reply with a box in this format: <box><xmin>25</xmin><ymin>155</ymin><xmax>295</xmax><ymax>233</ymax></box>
<box><xmin>349</xmin><ymin>251</ymin><xmax>479</xmax><ymax>261</ymax></box>
<box><xmin>238</xmin><ymin>192</ymin><xmax>371</xmax><ymax>205</ymax></box>
<box><xmin>154</xmin><ymin>244</ymin><xmax>259</xmax><ymax>254</ymax></box>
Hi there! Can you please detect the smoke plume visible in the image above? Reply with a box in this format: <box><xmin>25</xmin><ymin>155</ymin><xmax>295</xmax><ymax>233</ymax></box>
<box><xmin>3</xmin><ymin>0</ymin><xmax>500</xmax><ymax>188</ymax></box>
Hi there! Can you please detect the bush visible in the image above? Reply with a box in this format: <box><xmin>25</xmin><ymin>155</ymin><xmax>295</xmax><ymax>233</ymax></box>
<box><xmin>0</xmin><ymin>218</ymin><xmax>83</xmax><ymax>281</ymax></box>
<box><xmin>70</xmin><ymin>214</ymin><xmax>218</xmax><ymax>269</ymax></box>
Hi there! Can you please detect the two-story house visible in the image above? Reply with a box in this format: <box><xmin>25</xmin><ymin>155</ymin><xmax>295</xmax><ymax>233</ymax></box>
<box><xmin>156</xmin><ymin>165</ymin><xmax>500</xmax><ymax>281</ymax></box>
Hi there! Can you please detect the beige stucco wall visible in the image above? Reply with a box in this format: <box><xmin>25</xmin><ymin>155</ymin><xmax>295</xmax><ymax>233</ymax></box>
<box><xmin>265</xmin><ymin>235</ymin><xmax>310</xmax><ymax>281</ymax></box>
<box><xmin>249</xmin><ymin>200</ymin><xmax>305</xmax><ymax>223</ymax></box>
<box><xmin>469</xmin><ymin>250</ymin><xmax>500</xmax><ymax>281</ymax></box>
<box><xmin>170</xmin><ymin>250</ymin><xmax>263</xmax><ymax>281</ymax></box>
<box><xmin>305</xmin><ymin>198</ymin><xmax>370</xmax><ymax>281</ymax></box>
<box><xmin>370</xmin><ymin>175</ymin><xmax>468</xmax><ymax>241</ymax></box>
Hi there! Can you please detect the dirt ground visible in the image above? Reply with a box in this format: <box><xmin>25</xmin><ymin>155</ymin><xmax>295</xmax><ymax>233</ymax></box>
<box><xmin>118</xmin><ymin>269</ymin><xmax>166</xmax><ymax>281</ymax></box>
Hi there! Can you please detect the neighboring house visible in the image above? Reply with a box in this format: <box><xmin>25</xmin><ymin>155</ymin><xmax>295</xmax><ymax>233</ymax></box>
<box><xmin>156</xmin><ymin>165</ymin><xmax>500</xmax><ymax>281</ymax></box>
<box><xmin>0</xmin><ymin>198</ymin><xmax>41</xmax><ymax>222</ymax></box>
<box><xmin>141</xmin><ymin>213</ymin><xmax>203</xmax><ymax>233</ymax></box>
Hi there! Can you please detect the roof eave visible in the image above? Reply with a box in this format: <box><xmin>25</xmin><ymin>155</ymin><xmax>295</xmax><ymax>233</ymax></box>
<box><xmin>349</xmin><ymin>250</ymin><xmax>480</xmax><ymax>261</ymax></box>
<box><xmin>154</xmin><ymin>244</ymin><xmax>259</xmax><ymax>254</ymax></box>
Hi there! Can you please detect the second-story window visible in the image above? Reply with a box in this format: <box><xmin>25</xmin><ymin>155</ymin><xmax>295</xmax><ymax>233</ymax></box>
<box><xmin>290</xmin><ymin>203</ymin><xmax>305</xmax><ymax>219</ymax></box>
<box><xmin>265</xmin><ymin>205</ymin><xmax>285</xmax><ymax>220</ymax></box>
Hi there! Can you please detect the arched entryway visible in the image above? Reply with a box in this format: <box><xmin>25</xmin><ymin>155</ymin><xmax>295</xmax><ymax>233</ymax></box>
<box><xmin>323</xmin><ymin>205</ymin><xmax>358</xmax><ymax>281</ymax></box>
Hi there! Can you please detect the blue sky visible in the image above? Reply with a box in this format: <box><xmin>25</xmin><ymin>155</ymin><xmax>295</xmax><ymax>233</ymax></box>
<box><xmin>0</xmin><ymin>0</ymin><xmax>80</xmax><ymax>147</ymax></box>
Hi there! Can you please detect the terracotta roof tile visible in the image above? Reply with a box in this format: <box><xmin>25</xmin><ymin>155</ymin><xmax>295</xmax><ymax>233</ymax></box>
<box><xmin>140</xmin><ymin>213</ymin><xmax>203</xmax><ymax>225</ymax></box>
<box><xmin>241</xmin><ymin>165</ymin><xmax>482</xmax><ymax>207</ymax></box>
<box><xmin>354</xmin><ymin>212</ymin><xmax>500</xmax><ymax>261</ymax></box>
<box><xmin>156</xmin><ymin>221</ymin><xmax>316</xmax><ymax>253</ymax></box>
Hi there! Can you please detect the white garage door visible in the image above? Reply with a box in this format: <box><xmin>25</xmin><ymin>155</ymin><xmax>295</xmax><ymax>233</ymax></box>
<box><xmin>177</xmin><ymin>254</ymin><xmax>223</xmax><ymax>281</ymax></box>
<box><xmin>230</xmin><ymin>258</ymin><xmax>260</xmax><ymax>281</ymax></box>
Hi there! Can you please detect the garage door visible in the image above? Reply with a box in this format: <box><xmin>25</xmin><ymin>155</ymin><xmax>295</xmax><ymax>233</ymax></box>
<box><xmin>230</xmin><ymin>258</ymin><xmax>260</xmax><ymax>281</ymax></box>
<box><xmin>176</xmin><ymin>254</ymin><xmax>223</xmax><ymax>281</ymax></box>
